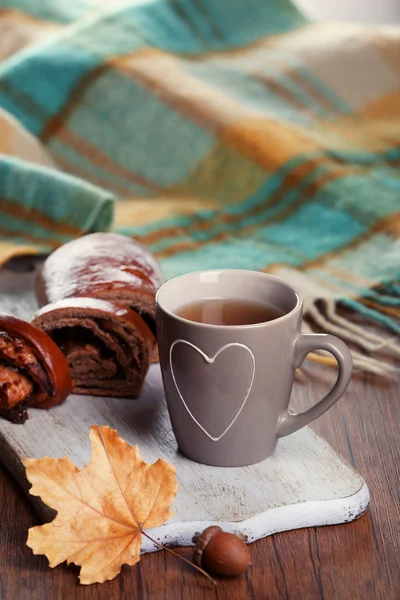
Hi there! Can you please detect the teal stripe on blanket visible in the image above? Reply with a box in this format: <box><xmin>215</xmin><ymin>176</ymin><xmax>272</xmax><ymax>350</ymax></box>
<box><xmin>0</xmin><ymin>43</ymin><xmax>99</xmax><ymax>135</ymax></box>
<box><xmin>327</xmin><ymin>147</ymin><xmax>400</xmax><ymax>165</ymax></box>
<box><xmin>197</xmin><ymin>0</ymin><xmax>307</xmax><ymax>44</ymax></box>
<box><xmin>0</xmin><ymin>0</ymin><xmax>93</xmax><ymax>23</ymax></box>
<box><xmin>0</xmin><ymin>156</ymin><xmax>114</xmax><ymax>236</ymax></box>
<box><xmin>341</xmin><ymin>299</ymin><xmax>400</xmax><ymax>335</ymax></box>
<box><xmin>330</xmin><ymin>235</ymin><xmax>400</xmax><ymax>282</ymax></box>
<box><xmin>64</xmin><ymin>70</ymin><xmax>216</xmax><ymax>187</ymax></box>
<box><xmin>159</xmin><ymin>239</ymin><xmax>301</xmax><ymax>280</ymax></box>
<box><xmin>257</xmin><ymin>202</ymin><xmax>365</xmax><ymax>259</ymax></box>
<box><xmin>322</xmin><ymin>172</ymin><xmax>400</xmax><ymax>227</ymax></box>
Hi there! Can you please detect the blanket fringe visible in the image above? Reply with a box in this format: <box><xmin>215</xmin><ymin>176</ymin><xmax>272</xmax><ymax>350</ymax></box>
<box><xmin>304</xmin><ymin>295</ymin><xmax>399</xmax><ymax>376</ymax></box>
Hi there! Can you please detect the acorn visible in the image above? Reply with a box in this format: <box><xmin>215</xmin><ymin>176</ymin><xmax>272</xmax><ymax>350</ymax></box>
<box><xmin>193</xmin><ymin>526</ymin><xmax>251</xmax><ymax>577</ymax></box>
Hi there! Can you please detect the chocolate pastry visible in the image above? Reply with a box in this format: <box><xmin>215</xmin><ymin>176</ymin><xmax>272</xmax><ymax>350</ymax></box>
<box><xmin>0</xmin><ymin>315</ymin><xmax>72</xmax><ymax>423</ymax></box>
<box><xmin>36</xmin><ymin>232</ymin><xmax>164</xmax><ymax>337</ymax></box>
<box><xmin>32</xmin><ymin>298</ymin><xmax>154</xmax><ymax>398</ymax></box>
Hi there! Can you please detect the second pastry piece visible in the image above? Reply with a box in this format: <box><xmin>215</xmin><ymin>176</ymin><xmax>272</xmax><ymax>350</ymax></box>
<box><xmin>36</xmin><ymin>232</ymin><xmax>164</xmax><ymax>335</ymax></box>
<box><xmin>32</xmin><ymin>298</ymin><xmax>153</xmax><ymax>398</ymax></box>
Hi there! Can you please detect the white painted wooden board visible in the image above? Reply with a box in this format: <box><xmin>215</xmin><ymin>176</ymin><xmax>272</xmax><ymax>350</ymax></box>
<box><xmin>0</xmin><ymin>264</ymin><xmax>369</xmax><ymax>552</ymax></box>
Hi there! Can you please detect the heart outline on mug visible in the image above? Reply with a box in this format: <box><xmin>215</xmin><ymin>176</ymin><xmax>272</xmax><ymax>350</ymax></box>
<box><xmin>169</xmin><ymin>340</ymin><xmax>255</xmax><ymax>442</ymax></box>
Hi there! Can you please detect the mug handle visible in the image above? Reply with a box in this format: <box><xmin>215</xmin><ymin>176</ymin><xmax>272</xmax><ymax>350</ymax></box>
<box><xmin>277</xmin><ymin>333</ymin><xmax>353</xmax><ymax>438</ymax></box>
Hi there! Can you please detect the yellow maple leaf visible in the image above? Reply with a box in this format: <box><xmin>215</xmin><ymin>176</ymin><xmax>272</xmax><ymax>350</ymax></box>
<box><xmin>23</xmin><ymin>425</ymin><xmax>178</xmax><ymax>585</ymax></box>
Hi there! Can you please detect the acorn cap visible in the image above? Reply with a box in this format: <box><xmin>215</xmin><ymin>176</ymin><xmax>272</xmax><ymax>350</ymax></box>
<box><xmin>193</xmin><ymin>526</ymin><xmax>251</xmax><ymax>577</ymax></box>
<box><xmin>192</xmin><ymin>526</ymin><xmax>222</xmax><ymax>567</ymax></box>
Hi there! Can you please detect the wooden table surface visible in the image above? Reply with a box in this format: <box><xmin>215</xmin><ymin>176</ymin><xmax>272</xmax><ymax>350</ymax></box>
<box><xmin>0</xmin><ymin>358</ymin><xmax>399</xmax><ymax>600</ymax></box>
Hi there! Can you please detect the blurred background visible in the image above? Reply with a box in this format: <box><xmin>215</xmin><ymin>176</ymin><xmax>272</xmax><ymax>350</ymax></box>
<box><xmin>294</xmin><ymin>0</ymin><xmax>400</xmax><ymax>24</ymax></box>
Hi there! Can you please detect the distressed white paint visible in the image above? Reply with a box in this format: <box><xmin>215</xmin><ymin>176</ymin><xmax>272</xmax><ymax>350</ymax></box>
<box><xmin>0</xmin><ymin>265</ymin><xmax>369</xmax><ymax>552</ymax></box>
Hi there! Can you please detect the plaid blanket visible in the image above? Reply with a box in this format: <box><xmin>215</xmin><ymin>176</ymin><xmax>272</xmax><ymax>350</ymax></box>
<box><xmin>0</xmin><ymin>0</ymin><xmax>399</xmax><ymax>373</ymax></box>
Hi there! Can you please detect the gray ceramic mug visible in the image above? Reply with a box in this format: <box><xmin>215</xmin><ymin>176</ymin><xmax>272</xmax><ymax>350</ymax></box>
<box><xmin>156</xmin><ymin>270</ymin><xmax>352</xmax><ymax>467</ymax></box>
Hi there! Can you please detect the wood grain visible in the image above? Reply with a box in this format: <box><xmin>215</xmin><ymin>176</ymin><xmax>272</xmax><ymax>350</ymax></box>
<box><xmin>0</xmin><ymin>359</ymin><xmax>399</xmax><ymax>600</ymax></box>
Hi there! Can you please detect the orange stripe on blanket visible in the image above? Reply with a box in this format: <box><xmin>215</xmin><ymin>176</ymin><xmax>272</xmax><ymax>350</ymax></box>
<box><xmin>114</xmin><ymin>196</ymin><xmax>217</xmax><ymax>228</ymax></box>
<box><xmin>0</xmin><ymin>225</ymin><xmax>59</xmax><ymax>249</ymax></box>
<box><xmin>0</xmin><ymin>8</ymin><xmax>58</xmax><ymax>25</ymax></box>
<box><xmin>312</xmin><ymin>115</ymin><xmax>400</xmax><ymax>153</ymax></box>
<box><xmin>39</xmin><ymin>50</ymin><xmax>158</xmax><ymax>142</ymax></box>
<box><xmin>254</xmin><ymin>72</ymin><xmax>316</xmax><ymax>117</ymax></box>
<box><xmin>360</xmin><ymin>90</ymin><xmax>400</xmax><ymax>121</ymax></box>
<box><xmin>40</xmin><ymin>65</ymin><xmax>109</xmax><ymax>142</ymax></box>
<box><xmin>0</xmin><ymin>241</ymin><xmax>41</xmax><ymax>265</ymax></box>
<box><xmin>219</xmin><ymin>118</ymin><xmax>320</xmax><ymax>172</ymax></box>
<box><xmin>152</xmin><ymin>167</ymin><xmax>353</xmax><ymax>259</ymax></box>
<box><xmin>169</xmin><ymin>139</ymin><xmax>270</xmax><ymax>207</ymax></box>
<box><xmin>0</xmin><ymin>195</ymin><xmax>81</xmax><ymax>236</ymax></box>
<box><xmin>135</xmin><ymin>157</ymin><xmax>353</xmax><ymax>248</ymax></box>
<box><xmin>53</xmin><ymin>127</ymin><xmax>162</xmax><ymax>192</ymax></box>
<box><xmin>370</xmin><ymin>31</ymin><xmax>400</xmax><ymax>76</ymax></box>
<box><xmin>53</xmin><ymin>152</ymin><xmax>133</xmax><ymax>198</ymax></box>
<box><xmin>286</xmin><ymin>69</ymin><xmax>342</xmax><ymax>116</ymax></box>
<box><xmin>360</xmin><ymin>299</ymin><xmax>400</xmax><ymax>319</ymax></box>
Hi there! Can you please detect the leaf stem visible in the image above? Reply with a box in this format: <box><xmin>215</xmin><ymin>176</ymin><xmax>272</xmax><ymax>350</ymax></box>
<box><xmin>140</xmin><ymin>528</ymin><xmax>217</xmax><ymax>586</ymax></box>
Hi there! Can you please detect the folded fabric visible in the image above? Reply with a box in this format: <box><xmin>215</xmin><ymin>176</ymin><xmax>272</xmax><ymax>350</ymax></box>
<box><xmin>0</xmin><ymin>153</ymin><xmax>114</xmax><ymax>262</ymax></box>
<box><xmin>0</xmin><ymin>0</ymin><xmax>399</xmax><ymax>374</ymax></box>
